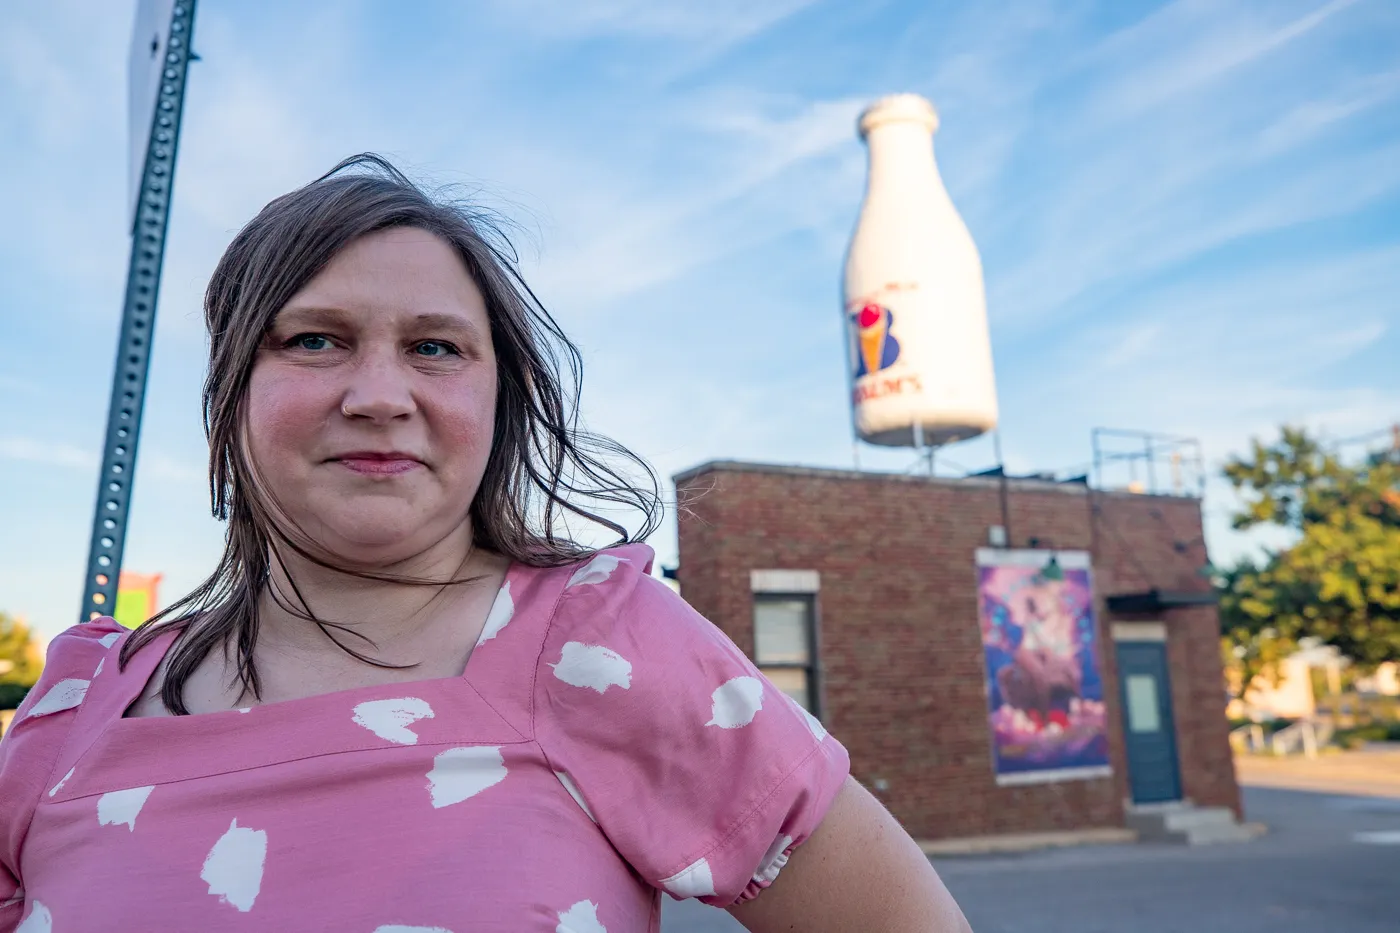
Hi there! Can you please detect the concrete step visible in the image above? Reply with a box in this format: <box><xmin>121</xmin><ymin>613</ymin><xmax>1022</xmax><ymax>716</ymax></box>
<box><xmin>1182</xmin><ymin>821</ymin><xmax>1259</xmax><ymax>845</ymax></box>
<box><xmin>1158</xmin><ymin>807</ymin><xmax>1236</xmax><ymax>832</ymax></box>
<box><xmin>1127</xmin><ymin>805</ymin><xmax>1254</xmax><ymax>845</ymax></box>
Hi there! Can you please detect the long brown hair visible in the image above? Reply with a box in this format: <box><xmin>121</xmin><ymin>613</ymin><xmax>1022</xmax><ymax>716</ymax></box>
<box><xmin>121</xmin><ymin>154</ymin><xmax>661</xmax><ymax>713</ymax></box>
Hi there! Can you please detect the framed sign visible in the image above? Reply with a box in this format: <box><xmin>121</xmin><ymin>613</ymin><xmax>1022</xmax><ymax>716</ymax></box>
<box><xmin>976</xmin><ymin>549</ymin><xmax>1112</xmax><ymax>786</ymax></box>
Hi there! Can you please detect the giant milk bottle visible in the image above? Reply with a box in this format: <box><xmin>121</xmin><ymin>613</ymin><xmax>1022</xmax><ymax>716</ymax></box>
<box><xmin>843</xmin><ymin>94</ymin><xmax>998</xmax><ymax>448</ymax></box>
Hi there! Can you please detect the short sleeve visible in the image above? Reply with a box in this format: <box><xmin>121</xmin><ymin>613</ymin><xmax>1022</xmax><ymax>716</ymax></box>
<box><xmin>0</xmin><ymin>864</ymin><xmax>17</xmax><ymax>932</ymax></box>
<box><xmin>0</xmin><ymin>618</ymin><xmax>125</xmax><ymax>930</ymax></box>
<box><xmin>534</xmin><ymin>546</ymin><xmax>849</xmax><ymax>907</ymax></box>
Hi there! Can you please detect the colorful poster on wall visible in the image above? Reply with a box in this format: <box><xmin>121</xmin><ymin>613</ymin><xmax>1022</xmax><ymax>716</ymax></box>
<box><xmin>976</xmin><ymin>548</ymin><xmax>1112</xmax><ymax>785</ymax></box>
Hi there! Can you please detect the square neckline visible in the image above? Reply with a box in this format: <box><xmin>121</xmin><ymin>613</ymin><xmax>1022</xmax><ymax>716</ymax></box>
<box><xmin>114</xmin><ymin>562</ymin><xmax>517</xmax><ymax>722</ymax></box>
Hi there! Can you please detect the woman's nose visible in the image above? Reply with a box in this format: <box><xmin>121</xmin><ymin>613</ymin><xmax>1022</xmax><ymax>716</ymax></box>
<box><xmin>339</xmin><ymin>356</ymin><xmax>416</xmax><ymax>422</ymax></box>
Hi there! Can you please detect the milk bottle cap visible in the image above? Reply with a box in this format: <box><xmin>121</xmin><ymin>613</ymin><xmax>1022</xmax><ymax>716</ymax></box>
<box><xmin>858</xmin><ymin>94</ymin><xmax>939</xmax><ymax>137</ymax></box>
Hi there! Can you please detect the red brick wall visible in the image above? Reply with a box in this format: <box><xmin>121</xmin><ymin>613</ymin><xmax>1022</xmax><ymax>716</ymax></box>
<box><xmin>674</xmin><ymin>462</ymin><xmax>1241</xmax><ymax>840</ymax></box>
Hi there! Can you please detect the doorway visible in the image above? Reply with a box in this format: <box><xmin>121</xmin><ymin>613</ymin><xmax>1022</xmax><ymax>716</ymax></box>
<box><xmin>1116</xmin><ymin>635</ymin><xmax>1183</xmax><ymax>804</ymax></box>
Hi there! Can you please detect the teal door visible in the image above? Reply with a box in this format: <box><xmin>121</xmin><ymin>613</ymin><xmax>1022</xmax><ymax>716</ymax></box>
<box><xmin>1116</xmin><ymin>640</ymin><xmax>1182</xmax><ymax>804</ymax></box>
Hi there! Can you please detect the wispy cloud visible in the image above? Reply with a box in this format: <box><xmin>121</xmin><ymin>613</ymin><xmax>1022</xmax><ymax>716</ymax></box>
<box><xmin>0</xmin><ymin>436</ymin><xmax>205</xmax><ymax>484</ymax></box>
<box><xmin>528</xmin><ymin>92</ymin><xmax>865</xmax><ymax>311</ymax></box>
<box><xmin>1254</xmin><ymin>68</ymin><xmax>1400</xmax><ymax>155</ymax></box>
<box><xmin>485</xmin><ymin>0</ymin><xmax>818</xmax><ymax>44</ymax></box>
<box><xmin>978</xmin><ymin>0</ymin><xmax>1398</xmax><ymax>335</ymax></box>
<box><xmin>0</xmin><ymin>375</ymin><xmax>41</xmax><ymax>397</ymax></box>
<box><xmin>0</xmin><ymin>2</ymin><xmax>129</xmax><ymax>302</ymax></box>
<box><xmin>1045</xmin><ymin>243</ymin><xmax>1397</xmax><ymax>420</ymax></box>
<box><xmin>0</xmin><ymin>436</ymin><xmax>96</xmax><ymax>470</ymax></box>
<box><xmin>143</xmin><ymin>452</ymin><xmax>207</xmax><ymax>487</ymax></box>
<box><xmin>1080</xmin><ymin>0</ymin><xmax>1361</xmax><ymax>122</ymax></box>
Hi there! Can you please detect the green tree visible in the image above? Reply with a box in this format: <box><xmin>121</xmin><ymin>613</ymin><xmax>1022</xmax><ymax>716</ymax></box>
<box><xmin>0</xmin><ymin>611</ymin><xmax>44</xmax><ymax>686</ymax></box>
<box><xmin>1217</xmin><ymin>559</ymin><xmax>1299</xmax><ymax>699</ymax></box>
<box><xmin>1219</xmin><ymin>426</ymin><xmax>1400</xmax><ymax>674</ymax></box>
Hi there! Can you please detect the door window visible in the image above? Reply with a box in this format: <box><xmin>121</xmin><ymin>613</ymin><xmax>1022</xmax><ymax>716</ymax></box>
<box><xmin>1125</xmin><ymin>673</ymin><xmax>1162</xmax><ymax>733</ymax></box>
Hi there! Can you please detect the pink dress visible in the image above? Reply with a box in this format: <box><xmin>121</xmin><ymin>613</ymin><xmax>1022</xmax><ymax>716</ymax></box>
<box><xmin>0</xmin><ymin>545</ymin><xmax>848</xmax><ymax>932</ymax></box>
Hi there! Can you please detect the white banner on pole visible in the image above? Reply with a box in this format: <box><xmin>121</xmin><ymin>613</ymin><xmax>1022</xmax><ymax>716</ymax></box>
<box><xmin>127</xmin><ymin>0</ymin><xmax>177</xmax><ymax>229</ymax></box>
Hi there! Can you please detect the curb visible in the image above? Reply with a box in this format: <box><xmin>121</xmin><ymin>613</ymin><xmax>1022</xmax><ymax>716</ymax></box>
<box><xmin>918</xmin><ymin>827</ymin><xmax>1138</xmax><ymax>857</ymax></box>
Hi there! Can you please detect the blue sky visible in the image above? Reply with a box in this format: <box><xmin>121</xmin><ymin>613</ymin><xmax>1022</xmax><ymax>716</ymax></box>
<box><xmin>2</xmin><ymin>0</ymin><xmax>1398</xmax><ymax>643</ymax></box>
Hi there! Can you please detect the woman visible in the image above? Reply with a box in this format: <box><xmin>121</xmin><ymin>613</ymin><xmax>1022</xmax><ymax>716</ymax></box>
<box><xmin>0</xmin><ymin>156</ymin><xmax>971</xmax><ymax>932</ymax></box>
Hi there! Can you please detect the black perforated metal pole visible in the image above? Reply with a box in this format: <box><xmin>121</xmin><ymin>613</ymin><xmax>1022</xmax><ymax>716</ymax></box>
<box><xmin>79</xmin><ymin>1</ymin><xmax>197</xmax><ymax>623</ymax></box>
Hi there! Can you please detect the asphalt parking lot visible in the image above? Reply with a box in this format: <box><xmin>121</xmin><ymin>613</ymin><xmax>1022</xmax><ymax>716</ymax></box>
<box><xmin>662</xmin><ymin>785</ymin><xmax>1400</xmax><ymax>932</ymax></box>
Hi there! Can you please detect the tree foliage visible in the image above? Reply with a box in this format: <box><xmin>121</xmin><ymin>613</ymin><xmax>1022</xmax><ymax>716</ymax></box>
<box><xmin>1217</xmin><ymin>560</ymin><xmax>1301</xmax><ymax>698</ymax></box>
<box><xmin>1218</xmin><ymin>426</ymin><xmax>1400</xmax><ymax>677</ymax></box>
<box><xmin>0</xmin><ymin>611</ymin><xmax>44</xmax><ymax>687</ymax></box>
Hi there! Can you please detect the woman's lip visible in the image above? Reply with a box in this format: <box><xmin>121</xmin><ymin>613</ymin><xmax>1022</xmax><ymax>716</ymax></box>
<box><xmin>334</xmin><ymin>458</ymin><xmax>421</xmax><ymax>476</ymax></box>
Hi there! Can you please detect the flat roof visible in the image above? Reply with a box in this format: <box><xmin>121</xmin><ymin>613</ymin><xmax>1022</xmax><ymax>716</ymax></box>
<box><xmin>671</xmin><ymin>459</ymin><xmax>1200</xmax><ymax>503</ymax></box>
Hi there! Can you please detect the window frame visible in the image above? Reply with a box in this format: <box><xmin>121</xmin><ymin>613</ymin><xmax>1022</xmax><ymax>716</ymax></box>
<box><xmin>751</xmin><ymin>591</ymin><xmax>823</xmax><ymax>722</ymax></box>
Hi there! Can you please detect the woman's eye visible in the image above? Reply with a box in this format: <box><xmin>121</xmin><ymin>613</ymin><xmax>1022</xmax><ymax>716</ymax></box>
<box><xmin>290</xmin><ymin>333</ymin><xmax>332</xmax><ymax>351</ymax></box>
<box><xmin>413</xmin><ymin>341</ymin><xmax>460</xmax><ymax>358</ymax></box>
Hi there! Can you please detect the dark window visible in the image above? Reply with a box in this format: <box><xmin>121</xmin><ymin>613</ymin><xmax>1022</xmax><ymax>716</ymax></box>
<box><xmin>753</xmin><ymin>594</ymin><xmax>819</xmax><ymax>718</ymax></box>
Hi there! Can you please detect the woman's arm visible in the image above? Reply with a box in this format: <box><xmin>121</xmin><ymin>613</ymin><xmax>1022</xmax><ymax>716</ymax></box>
<box><xmin>727</xmin><ymin>777</ymin><xmax>973</xmax><ymax>933</ymax></box>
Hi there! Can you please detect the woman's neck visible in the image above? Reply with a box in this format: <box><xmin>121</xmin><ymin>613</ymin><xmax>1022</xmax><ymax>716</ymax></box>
<box><xmin>256</xmin><ymin>525</ymin><xmax>488</xmax><ymax>660</ymax></box>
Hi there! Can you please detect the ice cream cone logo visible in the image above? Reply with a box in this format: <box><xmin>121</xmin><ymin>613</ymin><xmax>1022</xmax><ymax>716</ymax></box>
<box><xmin>851</xmin><ymin>302</ymin><xmax>900</xmax><ymax>378</ymax></box>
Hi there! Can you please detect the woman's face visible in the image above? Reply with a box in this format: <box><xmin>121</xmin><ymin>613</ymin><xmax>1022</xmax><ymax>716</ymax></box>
<box><xmin>246</xmin><ymin>227</ymin><xmax>498</xmax><ymax>566</ymax></box>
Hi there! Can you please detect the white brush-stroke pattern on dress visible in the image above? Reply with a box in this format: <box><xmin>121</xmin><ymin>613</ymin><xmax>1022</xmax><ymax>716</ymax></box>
<box><xmin>789</xmin><ymin>696</ymin><xmax>828</xmax><ymax>741</ymax></box>
<box><xmin>93</xmin><ymin>657</ymin><xmax>105</xmax><ymax>678</ymax></box>
<box><xmin>0</xmin><ymin>889</ymin><xmax>23</xmax><ymax>909</ymax></box>
<box><xmin>706</xmin><ymin>676</ymin><xmax>764</xmax><ymax>728</ymax></box>
<box><xmin>662</xmin><ymin>857</ymin><xmax>716</xmax><ymax>898</ymax></box>
<box><xmin>427</xmin><ymin>746</ymin><xmax>508</xmax><ymax>808</ymax></box>
<box><xmin>554</xmin><ymin>770</ymin><xmax>597</xmax><ymax>823</ymax></box>
<box><xmin>475</xmin><ymin>581</ymin><xmax>514</xmax><ymax>646</ymax></box>
<box><xmin>99</xmin><ymin>632</ymin><xmax>122</xmax><ymax>648</ymax></box>
<box><xmin>201</xmin><ymin>819</ymin><xmax>267</xmax><ymax>912</ymax></box>
<box><xmin>15</xmin><ymin>900</ymin><xmax>51</xmax><ymax>933</ymax></box>
<box><xmin>566</xmin><ymin>554</ymin><xmax>629</xmax><ymax>588</ymax></box>
<box><xmin>352</xmin><ymin>697</ymin><xmax>435</xmax><ymax>745</ymax></box>
<box><xmin>97</xmin><ymin>786</ymin><xmax>155</xmax><ymax>831</ymax></box>
<box><xmin>550</xmin><ymin>643</ymin><xmax>632</xmax><ymax>693</ymax></box>
<box><xmin>556</xmin><ymin>899</ymin><xmax>607</xmax><ymax>933</ymax></box>
<box><xmin>47</xmin><ymin>767</ymin><xmax>74</xmax><ymax>798</ymax></box>
<box><xmin>27</xmin><ymin>679</ymin><xmax>89</xmax><ymax>718</ymax></box>
<box><xmin>752</xmin><ymin>834</ymin><xmax>794</xmax><ymax>885</ymax></box>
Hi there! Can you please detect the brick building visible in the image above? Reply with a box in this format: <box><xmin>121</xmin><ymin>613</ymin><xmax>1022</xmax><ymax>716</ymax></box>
<box><xmin>673</xmin><ymin>460</ymin><xmax>1241</xmax><ymax>844</ymax></box>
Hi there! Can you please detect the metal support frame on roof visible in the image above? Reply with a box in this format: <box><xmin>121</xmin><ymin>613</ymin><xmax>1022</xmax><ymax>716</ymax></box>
<box><xmin>79</xmin><ymin>1</ymin><xmax>197</xmax><ymax>623</ymax></box>
<box><xmin>1091</xmin><ymin>427</ymin><xmax>1206</xmax><ymax>498</ymax></box>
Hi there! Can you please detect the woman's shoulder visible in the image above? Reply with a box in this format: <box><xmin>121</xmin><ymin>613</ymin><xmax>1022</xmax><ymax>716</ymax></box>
<box><xmin>468</xmin><ymin>543</ymin><xmax>665</xmax><ymax>696</ymax></box>
<box><xmin>1</xmin><ymin>619</ymin><xmax>129</xmax><ymax>869</ymax></box>
<box><xmin>560</xmin><ymin>542</ymin><xmax>656</xmax><ymax>583</ymax></box>
<box><xmin>540</xmin><ymin>541</ymin><xmax>749</xmax><ymax>686</ymax></box>
<box><xmin>47</xmin><ymin>617</ymin><xmax>129</xmax><ymax>663</ymax></box>
<box><xmin>10</xmin><ymin>618</ymin><xmax>127</xmax><ymax>726</ymax></box>
<box><xmin>510</xmin><ymin>542</ymin><xmax>665</xmax><ymax>636</ymax></box>
<box><xmin>558</xmin><ymin>542</ymin><xmax>656</xmax><ymax>595</ymax></box>
<box><xmin>548</xmin><ymin>542</ymin><xmax>699</xmax><ymax>637</ymax></box>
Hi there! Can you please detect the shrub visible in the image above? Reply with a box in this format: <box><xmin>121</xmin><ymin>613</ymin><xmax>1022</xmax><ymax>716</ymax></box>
<box><xmin>1335</xmin><ymin>722</ymin><xmax>1400</xmax><ymax>749</ymax></box>
<box><xmin>0</xmin><ymin>682</ymin><xmax>31</xmax><ymax>710</ymax></box>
